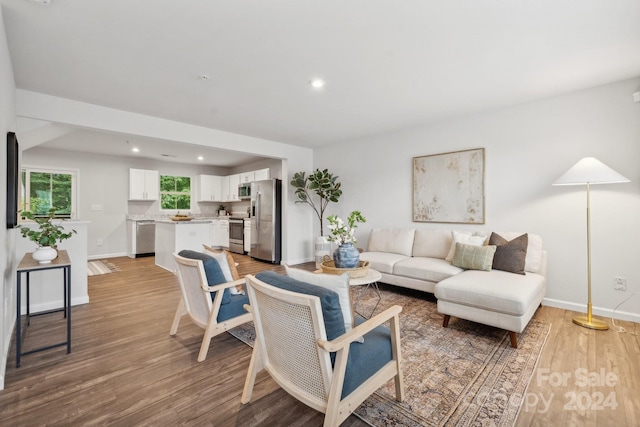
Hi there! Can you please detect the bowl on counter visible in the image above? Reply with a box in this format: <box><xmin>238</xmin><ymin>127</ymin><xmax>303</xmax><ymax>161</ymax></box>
<box><xmin>169</xmin><ymin>216</ymin><xmax>193</xmax><ymax>221</ymax></box>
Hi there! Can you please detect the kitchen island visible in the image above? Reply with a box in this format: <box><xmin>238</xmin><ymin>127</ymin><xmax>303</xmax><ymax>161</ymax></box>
<box><xmin>155</xmin><ymin>219</ymin><xmax>212</xmax><ymax>272</ymax></box>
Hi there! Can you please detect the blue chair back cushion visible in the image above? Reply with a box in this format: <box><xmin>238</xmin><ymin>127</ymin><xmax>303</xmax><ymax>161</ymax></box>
<box><xmin>178</xmin><ymin>250</ymin><xmax>231</xmax><ymax>305</ymax></box>
<box><xmin>254</xmin><ymin>271</ymin><xmax>346</xmax><ymax>340</ymax></box>
<box><xmin>341</xmin><ymin>316</ymin><xmax>393</xmax><ymax>399</ymax></box>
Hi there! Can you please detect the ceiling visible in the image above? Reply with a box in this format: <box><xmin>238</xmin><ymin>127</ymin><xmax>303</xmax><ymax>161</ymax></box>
<box><xmin>2</xmin><ymin>0</ymin><xmax>640</xmax><ymax>164</ymax></box>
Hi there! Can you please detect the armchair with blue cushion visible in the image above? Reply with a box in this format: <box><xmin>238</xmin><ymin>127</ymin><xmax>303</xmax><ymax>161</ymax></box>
<box><xmin>169</xmin><ymin>250</ymin><xmax>252</xmax><ymax>362</ymax></box>
<box><xmin>241</xmin><ymin>271</ymin><xmax>404</xmax><ymax>427</ymax></box>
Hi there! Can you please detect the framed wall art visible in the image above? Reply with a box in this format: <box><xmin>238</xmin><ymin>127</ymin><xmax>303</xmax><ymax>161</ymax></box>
<box><xmin>413</xmin><ymin>148</ymin><xmax>485</xmax><ymax>224</ymax></box>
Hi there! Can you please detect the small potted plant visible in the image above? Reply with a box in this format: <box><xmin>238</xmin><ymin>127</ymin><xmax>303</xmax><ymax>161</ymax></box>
<box><xmin>19</xmin><ymin>208</ymin><xmax>76</xmax><ymax>264</ymax></box>
<box><xmin>218</xmin><ymin>204</ymin><xmax>227</xmax><ymax>216</ymax></box>
<box><xmin>326</xmin><ymin>211</ymin><xmax>366</xmax><ymax>268</ymax></box>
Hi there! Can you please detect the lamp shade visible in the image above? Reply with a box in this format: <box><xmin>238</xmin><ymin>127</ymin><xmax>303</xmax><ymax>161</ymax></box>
<box><xmin>553</xmin><ymin>157</ymin><xmax>629</xmax><ymax>186</ymax></box>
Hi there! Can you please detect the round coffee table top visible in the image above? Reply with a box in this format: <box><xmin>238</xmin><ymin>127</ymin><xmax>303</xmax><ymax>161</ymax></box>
<box><xmin>349</xmin><ymin>269</ymin><xmax>382</xmax><ymax>287</ymax></box>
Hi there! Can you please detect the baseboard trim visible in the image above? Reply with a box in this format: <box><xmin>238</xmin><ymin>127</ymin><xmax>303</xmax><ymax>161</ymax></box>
<box><xmin>88</xmin><ymin>252</ymin><xmax>127</xmax><ymax>260</ymax></box>
<box><xmin>543</xmin><ymin>296</ymin><xmax>640</xmax><ymax>323</ymax></box>
<box><xmin>20</xmin><ymin>296</ymin><xmax>89</xmax><ymax>315</ymax></box>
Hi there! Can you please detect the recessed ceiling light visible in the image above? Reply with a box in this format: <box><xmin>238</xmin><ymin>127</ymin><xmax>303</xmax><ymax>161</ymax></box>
<box><xmin>198</xmin><ymin>156</ymin><xmax>204</xmax><ymax>161</ymax></box>
<box><xmin>132</xmin><ymin>147</ymin><xmax>140</xmax><ymax>153</ymax></box>
<box><xmin>310</xmin><ymin>79</ymin><xmax>325</xmax><ymax>89</ymax></box>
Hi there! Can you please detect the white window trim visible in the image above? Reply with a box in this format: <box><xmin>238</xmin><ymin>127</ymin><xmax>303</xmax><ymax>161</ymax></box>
<box><xmin>21</xmin><ymin>165</ymin><xmax>79</xmax><ymax>220</ymax></box>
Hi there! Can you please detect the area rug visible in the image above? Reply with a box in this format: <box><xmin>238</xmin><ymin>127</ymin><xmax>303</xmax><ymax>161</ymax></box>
<box><xmin>227</xmin><ymin>287</ymin><xmax>550</xmax><ymax>427</ymax></box>
<box><xmin>87</xmin><ymin>260</ymin><xmax>121</xmax><ymax>276</ymax></box>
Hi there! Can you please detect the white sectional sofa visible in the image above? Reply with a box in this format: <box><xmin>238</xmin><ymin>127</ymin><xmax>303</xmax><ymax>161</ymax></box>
<box><xmin>359</xmin><ymin>228</ymin><xmax>547</xmax><ymax>347</ymax></box>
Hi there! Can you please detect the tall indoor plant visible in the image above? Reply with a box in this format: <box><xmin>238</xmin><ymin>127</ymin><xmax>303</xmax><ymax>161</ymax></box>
<box><xmin>19</xmin><ymin>208</ymin><xmax>76</xmax><ymax>264</ymax></box>
<box><xmin>290</xmin><ymin>168</ymin><xmax>342</xmax><ymax>236</ymax></box>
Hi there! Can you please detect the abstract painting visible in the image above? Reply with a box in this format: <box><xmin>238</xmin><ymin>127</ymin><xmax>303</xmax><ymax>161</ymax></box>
<box><xmin>413</xmin><ymin>148</ymin><xmax>485</xmax><ymax>223</ymax></box>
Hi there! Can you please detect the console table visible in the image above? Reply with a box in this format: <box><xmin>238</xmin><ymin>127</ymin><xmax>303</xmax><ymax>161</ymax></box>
<box><xmin>15</xmin><ymin>250</ymin><xmax>72</xmax><ymax>367</ymax></box>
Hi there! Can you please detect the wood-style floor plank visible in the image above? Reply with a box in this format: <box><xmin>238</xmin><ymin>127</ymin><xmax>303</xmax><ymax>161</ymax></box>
<box><xmin>0</xmin><ymin>254</ymin><xmax>638</xmax><ymax>426</ymax></box>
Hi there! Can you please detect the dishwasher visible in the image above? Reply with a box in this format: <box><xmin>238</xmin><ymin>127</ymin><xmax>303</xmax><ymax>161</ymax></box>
<box><xmin>134</xmin><ymin>220</ymin><xmax>156</xmax><ymax>257</ymax></box>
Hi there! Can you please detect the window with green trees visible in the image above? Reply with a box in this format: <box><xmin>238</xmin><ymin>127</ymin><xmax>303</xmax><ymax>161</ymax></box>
<box><xmin>21</xmin><ymin>168</ymin><xmax>76</xmax><ymax>218</ymax></box>
<box><xmin>160</xmin><ymin>175</ymin><xmax>191</xmax><ymax>210</ymax></box>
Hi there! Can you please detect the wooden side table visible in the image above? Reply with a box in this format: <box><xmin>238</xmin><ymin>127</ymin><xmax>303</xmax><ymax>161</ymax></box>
<box><xmin>15</xmin><ymin>250</ymin><xmax>72</xmax><ymax>367</ymax></box>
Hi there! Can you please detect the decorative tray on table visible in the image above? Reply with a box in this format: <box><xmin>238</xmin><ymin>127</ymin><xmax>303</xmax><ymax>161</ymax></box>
<box><xmin>320</xmin><ymin>260</ymin><xmax>370</xmax><ymax>278</ymax></box>
<box><xmin>169</xmin><ymin>216</ymin><xmax>193</xmax><ymax>221</ymax></box>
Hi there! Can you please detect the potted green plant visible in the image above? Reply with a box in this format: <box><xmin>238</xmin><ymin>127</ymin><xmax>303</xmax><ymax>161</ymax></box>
<box><xmin>19</xmin><ymin>208</ymin><xmax>76</xmax><ymax>264</ymax></box>
<box><xmin>218</xmin><ymin>204</ymin><xmax>227</xmax><ymax>216</ymax></box>
<box><xmin>290</xmin><ymin>169</ymin><xmax>342</xmax><ymax>236</ymax></box>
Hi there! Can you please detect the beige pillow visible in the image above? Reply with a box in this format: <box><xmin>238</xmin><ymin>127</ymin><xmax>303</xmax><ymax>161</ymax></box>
<box><xmin>203</xmin><ymin>245</ymin><xmax>243</xmax><ymax>292</ymax></box>
<box><xmin>452</xmin><ymin>242</ymin><xmax>497</xmax><ymax>271</ymax></box>
<box><xmin>445</xmin><ymin>231</ymin><xmax>487</xmax><ymax>262</ymax></box>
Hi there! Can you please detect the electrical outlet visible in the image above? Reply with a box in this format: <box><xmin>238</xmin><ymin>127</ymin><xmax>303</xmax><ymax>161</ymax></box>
<box><xmin>614</xmin><ymin>277</ymin><xmax>627</xmax><ymax>291</ymax></box>
<box><xmin>97</xmin><ymin>239</ymin><xmax>103</xmax><ymax>246</ymax></box>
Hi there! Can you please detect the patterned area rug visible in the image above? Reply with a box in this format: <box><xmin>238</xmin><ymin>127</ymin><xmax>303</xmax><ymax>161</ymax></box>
<box><xmin>87</xmin><ymin>260</ymin><xmax>121</xmax><ymax>276</ymax></box>
<box><xmin>228</xmin><ymin>286</ymin><xmax>550</xmax><ymax>427</ymax></box>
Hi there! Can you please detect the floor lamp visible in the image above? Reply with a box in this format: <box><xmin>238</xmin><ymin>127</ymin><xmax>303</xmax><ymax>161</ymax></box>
<box><xmin>553</xmin><ymin>157</ymin><xmax>629</xmax><ymax>330</ymax></box>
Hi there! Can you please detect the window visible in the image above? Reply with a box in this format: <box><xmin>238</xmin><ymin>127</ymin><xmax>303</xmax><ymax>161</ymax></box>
<box><xmin>21</xmin><ymin>167</ymin><xmax>77</xmax><ymax>218</ymax></box>
<box><xmin>160</xmin><ymin>175</ymin><xmax>191</xmax><ymax>210</ymax></box>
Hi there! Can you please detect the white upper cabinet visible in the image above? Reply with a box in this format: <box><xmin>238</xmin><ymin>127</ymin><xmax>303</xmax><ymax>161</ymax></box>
<box><xmin>254</xmin><ymin>168</ymin><xmax>270</xmax><ymax>181</ymax></box>
<box><xmin>227</xmin><ymin>174</ymin><xmax>240</xmax><ymax>201</ymax></box>
<box><xmin>221</xmin><ymin>176</ymin><xmax>230</xmax><ymax>201</ymax></box>
<box><xmin>197</xmin><ymin>175</ymin><xmax>222</xmax><ymax>202</ymax></box>
<box><xmin>129</xmin><ymin>169</ymin><xmax>159</xmax><ymax>200</ymax></box>
<box><xmin>240</xmin><ymin>171</ymin><xmax>255</xmax><ymax>183</ymax></box>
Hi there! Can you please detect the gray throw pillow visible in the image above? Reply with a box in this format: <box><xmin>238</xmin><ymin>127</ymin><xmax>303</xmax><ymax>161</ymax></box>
<box><xmin>489</xmin><ymin>232</ymin><xmax>528</xmax><ymax>275</ymax></box>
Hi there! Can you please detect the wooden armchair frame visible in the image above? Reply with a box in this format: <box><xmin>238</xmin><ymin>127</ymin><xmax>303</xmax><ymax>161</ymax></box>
<box><xmin>241</xmin><ymin>274</ymin><xmax>404</xmax><ymax>427</ymax></box>
<box><xmin>170</xmin><ymin>253</ymin><xmax>252</xmax><ymax>362</ymax></box>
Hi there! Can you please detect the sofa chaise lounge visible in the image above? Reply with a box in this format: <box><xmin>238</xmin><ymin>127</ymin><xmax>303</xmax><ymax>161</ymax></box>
<box><xmin>359</xmin><ymin>228</ymin><xmax>547</xmax><ymax>347</ymax></box>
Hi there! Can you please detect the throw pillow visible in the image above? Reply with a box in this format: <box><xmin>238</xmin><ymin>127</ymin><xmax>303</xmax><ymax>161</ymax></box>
<box><xmin>203</xmin><ymin>245</ymin><xmax>243</xmax><ymax>294</ymax></box>
<box><xmin>177</xmin><ymin>250</ymin><xmax>231</xmax><ymax>304</ymax></box>
<box><xmin>489</xmin><ymin>232</ymin><xmax>528</xmax><ymax>275</ymax></box>
<box><xmin>445</xmin><ymin>231</ymin><xmax>487</xmax><ymax>262</ymax></box>
<box><xmin>284</xmin><ymin>265</ymin><xmax>356</xmax><ymax>336</ymax></box>
<box><xmin>451</xmin><ymin>242</ymin><xmax>497</xmax><ymax>271</ymax></box>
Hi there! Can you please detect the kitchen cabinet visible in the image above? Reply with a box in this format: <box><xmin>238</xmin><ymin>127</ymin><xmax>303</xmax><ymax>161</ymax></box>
<box><xmin>197</xmin><ymin>174</ymin><xmax>222</xmax><ymax>202</ymax></box>
<box><xmin>240</xmin><ymin>171</ymin><xmax>255</xmax><ymax>183</ymax></box>
<box><xmin>227</xmin><ymin>174</ymin><xmax>240</xmax><ymax>201</ymax></box>
<box><xmin>220</xmin><ymin>176</ymin><xmax>230</xmax><ymax>201</ymax></box>
<box><xmin>129</xmin><ymin>169</ymin><xmax>159</xmax><ymax>200</ymax></box>
<box><xmin>210</xmin><ymin>219</ymin><xmax>230</xmax><ymax>248</ymax></box>
<box><xmin>254</xmin><ymin>168</ymin><xmax>270</xmax><ymax>181</ymax></box>
<box><xmin>244</xmin><ymin>219</ymin><xmax>251</xmax><ymax>253</ymax></box>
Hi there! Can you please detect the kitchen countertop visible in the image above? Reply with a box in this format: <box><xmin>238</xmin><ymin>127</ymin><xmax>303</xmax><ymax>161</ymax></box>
<box><xmin>155</xmin><ymin>219</ymin><xmax>214</xmax><ymax>224</ymax></box>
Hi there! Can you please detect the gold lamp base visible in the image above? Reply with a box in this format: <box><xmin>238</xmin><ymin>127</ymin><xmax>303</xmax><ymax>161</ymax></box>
<box><xmin>572</xmin><ymin>315</ymin><xmax>609</xmax><ymax>330</ymax></box>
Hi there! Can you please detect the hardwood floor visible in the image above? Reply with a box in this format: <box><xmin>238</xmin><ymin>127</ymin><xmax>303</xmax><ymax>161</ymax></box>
<box><xmin>1</xmin><ymin>255</ymin><xmax>638</xmax><ymax>426</ymax></box>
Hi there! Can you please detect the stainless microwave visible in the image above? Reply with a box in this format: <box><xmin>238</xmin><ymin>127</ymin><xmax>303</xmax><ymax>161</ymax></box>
<box><xmin>238</xmin><ymin>182</ymin><xmax>251</xmax><ymax>199</ymax></box>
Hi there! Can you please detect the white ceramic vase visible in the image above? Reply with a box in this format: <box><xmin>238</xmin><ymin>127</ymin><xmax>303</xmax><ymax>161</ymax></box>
<box><xmin>32</xmin><ymin>246</ymin><xmax>58</xmax><ymax>264</ymax></box>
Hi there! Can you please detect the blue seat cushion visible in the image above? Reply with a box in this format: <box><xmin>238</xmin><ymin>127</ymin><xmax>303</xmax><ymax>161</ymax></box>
<box><xmin>218</xmin><ymin>290</ymin><xmax>250</xmax><ymax>322</ymax></box>
<box><xmin>178</xmin><ymin>250</ymin><xmax>231</xmax><ymax>304</ymax></box>
<box><xmin>342</xmin><ymin>316</ymin><xmax>394</xmax><ymax>399</ymax></box>
<box><xmin>255</xmin><ymin>271</ymin><xmax>346</xmax><ymax>341</ymax></box>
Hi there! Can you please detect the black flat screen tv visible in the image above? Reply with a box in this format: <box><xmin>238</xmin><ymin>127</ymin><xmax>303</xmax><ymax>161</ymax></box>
<box><xmin>7</xmin><ymin>132</ymin><xmax>19</xmax><ymax>228</ymax></box>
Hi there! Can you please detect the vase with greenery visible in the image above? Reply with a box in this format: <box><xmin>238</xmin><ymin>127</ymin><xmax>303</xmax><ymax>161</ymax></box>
<box><xmin>326</xmin><ymin>211</ymin><xmax>366</xmax><ymax>268</ymax></box>
<box><xmin>290</xmin><ymin>169</ymin><xmax>342</xmax><ymax>236</ymax></box>
<box><xmin>19</xmin><ymin>208</ymin><xmax>76</xmax><ymax>263</ymax></box>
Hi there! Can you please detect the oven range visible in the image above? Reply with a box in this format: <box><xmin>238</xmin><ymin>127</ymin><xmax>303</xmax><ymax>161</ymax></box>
<box><xmin>228</xmin><ymin>218</ymin><xmax>245</xmax><ymax>254</ymax></box>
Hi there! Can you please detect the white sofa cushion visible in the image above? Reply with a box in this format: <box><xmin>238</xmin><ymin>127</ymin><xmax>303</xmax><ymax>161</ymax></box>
<box><xmin>412</xmin><ymin>229</ymin><xmax>452</xmax><ymax>259</ymax></box>
<box><xmin>359</xmin><ymin>252</ymin><xmax>408</xmax><ymax>274</ymax></box>
<box><xmin>367</xmin><ymin>228</ymin><xmax>415</xmax><ymax>256</ymax></box>
<box><xmin>493</xmin><ymin>231</ymin><xmax>543</xmax><ymax>274</ymax></box>
<box><xmin>393</xmin><ymin>257</ymin><xmax>463</xmax><ymax>283</ymax></box>
<box><xmin>435</xmin><ymin>269</ymin><xmax>546</xmax><ymax>316</ymax></box>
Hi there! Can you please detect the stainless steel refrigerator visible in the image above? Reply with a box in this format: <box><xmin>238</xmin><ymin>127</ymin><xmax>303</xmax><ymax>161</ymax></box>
<box><xmin>250</xmin><ymin>179</ymin><xmax>281</xmax><ymax>263</ymax></box>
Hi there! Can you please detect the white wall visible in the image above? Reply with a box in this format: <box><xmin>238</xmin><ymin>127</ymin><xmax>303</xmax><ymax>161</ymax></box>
<box><xmin>315</xmin><ymin>77</ymin><xmax>640</xmax><ymax>322</ymax></box>
<box><xmin>0</xmin><ymin>6</ymin><xmax>17</xmax><ymax>390</ymax></box>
